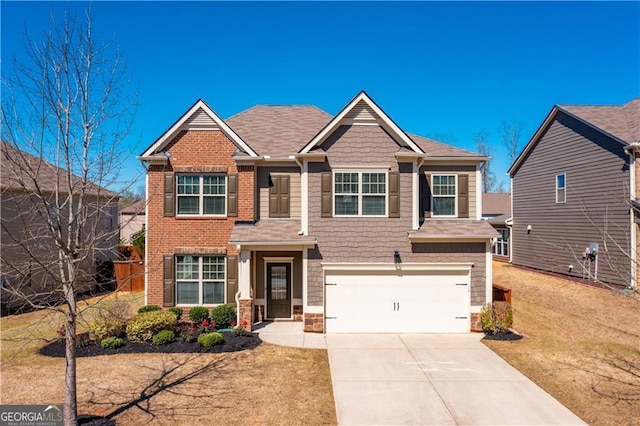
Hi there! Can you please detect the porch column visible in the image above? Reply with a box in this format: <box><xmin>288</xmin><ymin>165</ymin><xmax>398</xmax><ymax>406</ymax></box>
<box><xmin>238</xmin><ymin>249</ymin><xmax>253</xmax><ymax>331</ymax></box>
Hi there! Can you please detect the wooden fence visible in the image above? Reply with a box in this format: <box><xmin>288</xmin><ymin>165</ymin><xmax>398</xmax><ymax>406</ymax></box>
<box><xmin>113</xmin><ymin>261</ymin><xmax>145</xmax><ymax>292</ymax></box>
<box><xmin>492</xmin><ymin>284</ymin><xmax>512</xmax><ymax>304</ymax></box>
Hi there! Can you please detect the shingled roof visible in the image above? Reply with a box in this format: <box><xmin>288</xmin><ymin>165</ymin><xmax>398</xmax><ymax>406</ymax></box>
<box><xmin>1</xmin><ymin>142</ymin><xmax>117</xmax><ymax>197</ymax></box>
<box><xmin>559</xmin><ymin>97</ymin><xmax>640</xmax><ymax>144</ymax></box>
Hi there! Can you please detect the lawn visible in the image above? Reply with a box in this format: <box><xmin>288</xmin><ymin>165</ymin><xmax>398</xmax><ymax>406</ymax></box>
<box><xmin>0</xmin><ymin>292</ymin><xmax>336</xmax><ymax>425</ymax></box>
<box><xmin>486</xmin><ymin>261</ymin><xmax>640</xmax><ymax>426</ymax></box>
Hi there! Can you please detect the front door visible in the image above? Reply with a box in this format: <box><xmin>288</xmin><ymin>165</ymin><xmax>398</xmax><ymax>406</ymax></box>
<box><xmin>267</xmin><ymin>263</ymin><xmax>291</xmax><ymax>319</ymax></box>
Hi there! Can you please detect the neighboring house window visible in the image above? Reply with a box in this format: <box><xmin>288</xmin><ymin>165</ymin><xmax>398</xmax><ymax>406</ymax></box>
<box><xmin>176</xmin><ymin>255</ymin><xmax>225</xmax><ymax>305</ymax></box>
<box><xmin>334</xmin><ymin>171</ymin><xmax>386</xmax><ymax>216</ymax></box>
<box><xmin>492</xmin><ymin>228</ymin><xmax>509</xmax><ymax>257</ymax></box>
<box><xmin>432</xmin><ymin>175</ymin><xmax>456</xmax><ymax>216</ymax></box>
<box><xmin>556</xmin><ymin>173</ymin><xmax>566</xmax><ymax>203</ymax></box>
<box><xmin>177</xmin><ymin>175</ymin><xmax>226</xmax><ymax>215</ymax></box>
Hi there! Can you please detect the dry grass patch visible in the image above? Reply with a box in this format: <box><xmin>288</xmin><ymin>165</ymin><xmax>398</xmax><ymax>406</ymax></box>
<box><xmin>486</xmin><ymin>262</ymin><xmax>640</xmax><ymax>426</ymax></box>
<box><xmin>1</xmin><ymin>295</ymin><xmax>336</xmax><ymax>425</ymax></box>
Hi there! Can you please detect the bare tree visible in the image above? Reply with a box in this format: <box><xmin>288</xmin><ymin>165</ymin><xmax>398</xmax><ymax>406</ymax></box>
<box><xmin>473</xmin><ymin>131</ymin><xmax>504</xmax><ymax>193</ymax></box>
<box><xmin>501</xmin><ymin>120</ymin><xmax>525</xmax><ymax>164</ymax></box>
<box><xmin>1</xmin><ymin>9</ymin><xmax>136</xmax><ymax>425</ymax></box>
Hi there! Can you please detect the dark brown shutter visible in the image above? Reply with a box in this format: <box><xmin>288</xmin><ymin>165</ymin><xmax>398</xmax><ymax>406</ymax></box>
<box><xmin>226</xmin><ymin>255</ymin><xmax>237</xmax><ymax>304</ymax></box>
<box><xmin>280</xmin><ymin>175</ymin><xmax>290</xmax><ymax>218</ymax></box>
<box><xmin>164</xmin><ymin>173</ymin><xmax>175</xmax><ymax>217</ymax></box>
<box><xmin>163</xmin><ymin>255</ymin><xmax>175</xmax><ymax>307</ymax></box>
<box><xmin>388</xmin><ymin>171</ymin><xmax>400</xmax><ymax>218</ymax></box>
<box><xmin>458</xmin><ymin>174</ymin><xmax>469</xmax><ymax>218</ymax></box>
<box><xmin>227</xmin><ymin>174</ymin><xmax>238</xmax><ymax>217</ymax></box>
<box><xmin>422</xmin><ymin>173</ymin><xmax>432</xmax><ymax>218</ymax></box>
<box><xmin>321</xmin><ymin>172</ymin><xmax>332</xmax><ymax>218</ymax></box>
<box><xmin>269</xmin><ymin>175</ymin><xmax>279</xmax><ymax>217</ymax></box>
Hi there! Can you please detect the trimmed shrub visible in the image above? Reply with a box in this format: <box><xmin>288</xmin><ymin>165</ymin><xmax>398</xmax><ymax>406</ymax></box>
<box><xmin>152</xmin><ymin>329</ymin><xmax>176</xmax><ymax>346</ymax></box>
<box><xmin>188</xmin><ymin>306</ymin><xmax>210</xmax><ymax>325</ymax></box>
<box><xmin>168</xmin><ymin>307</ymin><xmax>183</xmax><ymax>321</ymax></box>
<box><xmin>101</xmin><ymin>337</ymin><xmax>124</xmax><ymax>350</ymax></box>
<box><xmin>198</xmin><ymin>332</ymin><xmax>224</xmax><ymax>347</ymax></box>
<box><xmin>480</xmin><ymin>301</ymin><xmax>514</xmax><ymax>334</ymax></box>
<box><xmin>210</xmin><ymin>304</ymin><xmax>236</xmax><ymax>329</ymax></box>
<box><xmin>138</xmin><ymin>305</ymin><xmax>162</xmax><ymax>314</ymax></box>
<box><xmin>126</xmin><ymin>311</ymin><xmax>178</xmax><ymax>343</ymax></box>
<box><xmin>90</xmin><ymin>316</ymin><xmax>126</xmax><ymax>341</ymax></box>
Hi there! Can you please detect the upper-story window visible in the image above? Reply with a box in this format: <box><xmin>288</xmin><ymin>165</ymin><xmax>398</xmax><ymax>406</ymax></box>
<box><xmin>556</xmin><ymin>173</ymin><xmax>566</xmax><ymax>203</ymax></box>
<box><xmin>177</xmin><ymin>175</ymin><xmax>226</xmax><ymax>215</ymax></box>
<box><xmin>334</xmin><ymin>171</ymin><xmax>387</xmax><ymax>217</ymax></box>
<box><xmin>432</xmin><ymin>175</ymin><xmax>456</xmax><ymax>216</ymax></box>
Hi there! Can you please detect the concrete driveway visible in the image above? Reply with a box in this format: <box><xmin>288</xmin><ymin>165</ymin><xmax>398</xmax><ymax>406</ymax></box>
<box><xmin>326</xmin><ymin>334</ymin><xmax>586</xmax><ymax>425</ymax></box>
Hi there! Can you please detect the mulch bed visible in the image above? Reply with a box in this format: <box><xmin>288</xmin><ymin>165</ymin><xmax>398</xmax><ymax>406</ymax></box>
<box><xmin>482</xmin><ymin>331</ymin><xmax>523</xmax><ymax>341</ymax></box>
<box><xmin>39</xmin><ymin>332</ymin><xmax>262</xmax><ymax>357</ymax></box>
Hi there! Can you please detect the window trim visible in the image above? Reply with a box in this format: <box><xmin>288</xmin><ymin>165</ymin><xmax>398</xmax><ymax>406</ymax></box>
<box><xmin>333</xmin><ymin>170</ymin><xmax>388</xmax><ymax>218</ymax></box>
<box><xmin>556</xmin><ymin>173</ymin><xmax>566</xmax><ymax>204</ymax></box>
<box><xmin>175</xmin><ymin>255</ymin><xmax>226</xmax><ymax>306</ymax></box>
<box><xmin>176</xmin><ymin>174</ymin><xmax>227</xmax><ymax>217</ymax></box>
<box><xmin>431</xmin><ymin>174</ymin><xmax>458</xmax><ymax>217</ymax></box>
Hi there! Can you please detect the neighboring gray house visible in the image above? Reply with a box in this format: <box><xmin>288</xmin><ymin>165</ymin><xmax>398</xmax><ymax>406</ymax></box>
<box><xmin>119</xmin><ymin>199</ymin><xmax>145</xmax><ymax>244</ymax></box>
<box><xmin>508</xmin><ymin>97</ymin><xmax>640</xmax><ymax>289</ymax></box>
<box><xmin>140</xmin><ymin>91</ymin><xmax>498</xmax><ymax>333</ymax></box>
<box><xmin>482</xmin><ymin>193</ymin><xmax>511</xmax><ymax>259</ymax></box>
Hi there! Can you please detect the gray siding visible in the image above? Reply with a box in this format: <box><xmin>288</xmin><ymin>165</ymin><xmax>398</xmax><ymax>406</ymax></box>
<box><xmin>256</xmin><ymin>166</ymin><xmax>301</xmax><ymax>220</ymax></box>
<box><xmin>512</xmin><ymin>112</ymin><xmax>631</xmax><ymax>286</ymax></box>
<box><xmin>307</xmin><ymin>125</ymin><xmax>488</xmax><ymax>306</ymax></box>
<box><xmin>421</xmin><ymin>165</ymin><xmax>477</xmax><ymax>219</ymax></box>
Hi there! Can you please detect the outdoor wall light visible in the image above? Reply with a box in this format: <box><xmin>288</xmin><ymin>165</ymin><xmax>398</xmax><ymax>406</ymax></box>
<box><xmin>394</xmin><ymin>250</ymin><xmax>401</xmax><ymax>264</ymax></box>
<box><xmin>527</xmin><ymin>224</ymin><xmax>532</xmax><ymax>234</ymax></box>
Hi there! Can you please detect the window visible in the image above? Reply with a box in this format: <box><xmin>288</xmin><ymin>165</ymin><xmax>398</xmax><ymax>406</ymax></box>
<box><xmin>492</xmin><ymin>228</ymin><xmax>509</xmax><ymax>257</ymax></box>
<box><xmin>556</xmin><ymin>173</ymin><xmax>566</xmax><ymax>203</ymax></box>
<box><xmin>432</xmin><ymin>175</ymin><xmax>456</xmax><ymax>216</ymax></box>
<box><xmin>176</xmin><ymin>255</ymin><xmax>225</xmax><ymax>305</ymax></box>
<box><xmin>334</xmin><ymin>171</ymin><xmax>386</xmax><ymax>216</ymax></box>
<box><xmin>177</xmin><ymin>175</ymin><xmax>226</xmax><ymax>215</ymax></box>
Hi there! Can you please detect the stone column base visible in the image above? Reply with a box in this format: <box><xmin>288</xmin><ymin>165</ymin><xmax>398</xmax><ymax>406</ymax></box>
<box><xmin>238</xmin><ymin>298</ymin><xmax>253</xmax><ymax>332</ymax></box>
<box><xmin>303</xmin><ymin>313</ymin><xmax>323</xmax><ymax>333</ymax></box>
<box><xmin>470</xmin><ymin>312</ymin><xmax>483</xmax><ymax>332</ymax></box>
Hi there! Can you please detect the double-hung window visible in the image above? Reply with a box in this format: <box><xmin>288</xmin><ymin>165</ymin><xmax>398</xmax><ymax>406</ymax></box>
<box><xmin>432</xmin><ymin>175</ymin><xmax>456</xmax><ymax>216</ymax></box>
<box><xmin>176</xmin><ymin>255</ymin><xmax>225</xmax><ymax>305</ymax></box>
<box><xmin>334</xmin><ymin>171</ymin><xmax>386</xmax><ymax>216</ymax></box>
<box><xmin>556</xmin><ymin>173</ymin><xmax>566</xmax><ymax>203</ymax></box>
<box><xmin>177</xmin><ymin>175</ymin><xmax>226</xmax><ymax>215</ymax></box>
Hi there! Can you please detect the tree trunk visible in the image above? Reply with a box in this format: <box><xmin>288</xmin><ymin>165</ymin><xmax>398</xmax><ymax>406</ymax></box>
<box><xmin>64</xmin><ymin>291</ymin><xmax>78</xmax><ymax>426</ymax></box>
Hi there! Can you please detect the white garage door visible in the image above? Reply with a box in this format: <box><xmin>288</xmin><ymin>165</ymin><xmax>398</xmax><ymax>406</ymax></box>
<box><xmin>325</xmin><ymin>269</ymin><xmax>470</xmax><ymax>333</ymax></box>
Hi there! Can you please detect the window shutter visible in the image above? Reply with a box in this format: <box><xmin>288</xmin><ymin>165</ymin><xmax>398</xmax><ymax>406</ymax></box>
<box><xmin>164</xmin><ymin>173</ymin><xmax>175</xmax><ymax>217</ymax></box>
<box><xmin>163</xmin><ymin>255</ymin><xmax>175</xmax><ymax>307</ymax></box>
<box><xmin>280</xmin><ymin>175</ymin><xmax>290</xmax><ymax>218</ymax></box>
<box><xmin>227</xmin><ymin>174</ymin><xmax>238</xmax><ymax>217</ymax></box>
<box><xmin>321</xmin><ymin>172</ymin><xmax>332</xmax><ymax>218</ymax></box>
<box><xmin>388</xmin><ymin>171</ymin><xmax>400</xmax><ymax>218</ymax></box>
<box><xmin>269</xmin><ymin>175</ymin><xmax>279</xmax><ymax>217</ymax></box>
<box><xmin>422</xmin><ymin>173</ymin><xmax>432</xmax><ymax>218</ymax></box>
<box><xmin>458</xmin><ymin>174</ymin><xmax>469</xmax><ymax>218</ymax></box>
<box><xmin>226</xmin><ymin>256</ymin><xmax>237</xmax><ymax>304</ymax></box>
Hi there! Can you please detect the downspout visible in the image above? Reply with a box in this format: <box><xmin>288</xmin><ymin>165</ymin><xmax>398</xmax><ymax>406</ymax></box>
<box><xmin>235</xmin><ymin>245</ymin><xmax>242</xmax><ymax>328</ymax></box>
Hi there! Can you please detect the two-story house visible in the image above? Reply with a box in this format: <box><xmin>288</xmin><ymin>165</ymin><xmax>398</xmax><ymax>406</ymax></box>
<box><xmin>508</xmin><ymin>97</ymin><xmax>639</xmax><ymax>290</ymax></box>
<box><xmin>139</xmin><ymin>92</ymin><xmax>497</xmax><ymax>333</ymax></box>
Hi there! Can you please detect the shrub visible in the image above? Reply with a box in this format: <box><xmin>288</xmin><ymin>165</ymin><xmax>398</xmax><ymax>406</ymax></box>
<box><xmin>90</xmin><ymin>316</ymin><xmax>126</xmax><ymax>341</ymax></box>
<box><xmin>211</xmin><ymin>304</ymin><xmax>236</xmax><ymax>329</ymax></box>
<box><xmin>232</xmin><ymin>321</ymin><xmax>249</xmax><ymax>336</ymax></box>
<box><xmin>188</xmin><ymin>306</ymin><xmax>210</xmax><ymax>325</ymax></box>
<box><xmin>138</xmin><ymin>305</ymin><xmax>162</xmax><ymax>314</ymax></box>
<box><xmin>126</xmin><ymin>311</ymin><xmax>178</xmax><ymax>343</ymax></box>
<box><xmin>480</xmin><ymin>301</ymin><xmax>514</xmax><ymax>334</ymax></box>
<box><xmin>198</xmin><ymin>332</ymin><xmax>224</xmax><ymax>347</ymax></box>
<box><xmin>101</xmin><ymin>337</ymin><xmax>124</xmax><ymax>350</ymax></box>
<box><xmin>105</xmin><ymin>300</ymin><xmax>133</xmax><ymax>323</ymax></box>
<box><xmin>168</xmin><ymin>307</ymin><xmax>183</xmax><ymax>321</ymax></box>
<box><xmin>152</xmin><ymin>329</ymin><xmax>175</xmax><ymax>345</ymax></box>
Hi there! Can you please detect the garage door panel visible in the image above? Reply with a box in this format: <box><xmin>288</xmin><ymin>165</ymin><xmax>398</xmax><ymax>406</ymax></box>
<box><xmin>325</xmin><ymin>270</ymin><xmax>470</xmax><ymax>333</ymax></box>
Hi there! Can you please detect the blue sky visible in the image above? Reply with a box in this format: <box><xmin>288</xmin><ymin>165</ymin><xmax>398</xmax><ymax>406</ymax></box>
<box><xmin>2</xmin><ymin>1</ymin><xmax>639</xmax><ymax>192</ymax></box>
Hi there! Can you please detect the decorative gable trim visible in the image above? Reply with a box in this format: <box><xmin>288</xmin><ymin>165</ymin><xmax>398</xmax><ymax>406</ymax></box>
<box><xmin>299</xmin><ymin>91</ymin><xmax>425</xmax><ymax>155</ymax></box>
<box><xmin>140</xmin><ymin>99</ymin><xmax>258</xmax><ymax>158</ymax></box>
<box><xmin>508</xmin><ymin>106</ymin><xmax>629</xmax><ymax>176</ymax></box>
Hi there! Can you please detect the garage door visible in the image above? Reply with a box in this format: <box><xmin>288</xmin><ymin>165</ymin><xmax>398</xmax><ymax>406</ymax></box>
<box><xmin>325</xmin><ymin>269</ymin><xmax>470</xmax><ymax>333</ymax></box>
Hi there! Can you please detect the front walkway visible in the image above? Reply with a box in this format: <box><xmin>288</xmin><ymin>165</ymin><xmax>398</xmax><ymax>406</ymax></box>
<box><xmin>254</xmin><ymin>321</ymin><xmax>326</xmax><ymax>349</ymax></box>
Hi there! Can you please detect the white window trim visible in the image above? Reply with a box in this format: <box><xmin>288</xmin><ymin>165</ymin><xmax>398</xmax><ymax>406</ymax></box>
<box><xmin>333</xmin><ymin>170</ymin><xmax>388</xmax><ymax>217</ymax></box>
<box><xmin>556</xmin><ymin>173</ymin><xmax>566</xmax><ymax>204</ymax></box>
<box><xmin>175</xmin><ymin>255</ymin><xmax>226</xmax><ymax>306</ymax></box>
<box><xmin>431</xmin><ymin>174</ymin><xmax>458</xmax><ymax>218</ymax></box>
<box><xmin>176</xmin><ymin>174</ymin><xmax>227</xmax><ymax>217</ymax></box>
